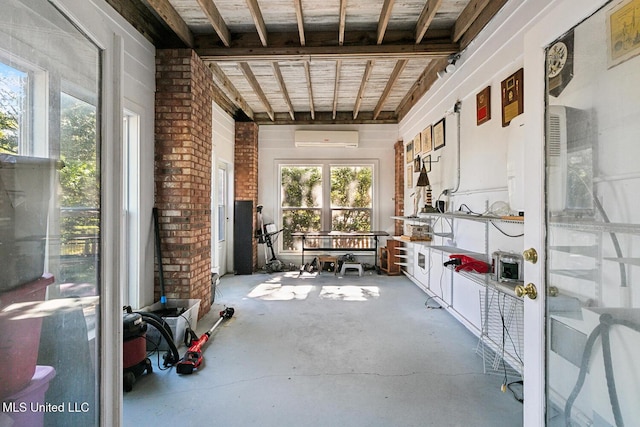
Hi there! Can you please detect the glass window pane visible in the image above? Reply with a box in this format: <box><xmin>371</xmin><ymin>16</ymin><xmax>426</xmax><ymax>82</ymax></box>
<box><xmin>331</xmin><ymin>209</ymin><xmax>371</xmax><ymax>233</ymax></box>
<box><xmin>282</xmin><ymin>209</ymin><xmax>321</xmax><ymax>250</ymax></box>
<box><xmin>330</xmin><ymin>166</ymin><xmax>372</xmax><ymax>208</ymax></box>
<box><xmin>281</xmin><ymin>166</ymin><xmax>322</xmax><ymax>208</ymax></box>
<box><xmin>0</xmin><ymin>63</ymin><xmax>26</xmax><ymax>155</ymax></box>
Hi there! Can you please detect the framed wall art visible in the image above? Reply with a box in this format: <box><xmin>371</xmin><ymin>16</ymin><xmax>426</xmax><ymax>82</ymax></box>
<box><xmin>405</xmin><ymin>141</ymin><xmax>413</xmax><ymax>164</ymax></box>
<box><xmin>414</xmin><ymin>133</ymin><xmax>422</xmax><ymax>155</ymax></box>
<box><xmin>607</xmin><ymin>0</ymin><xmax>640</xmax><ymax>68</ymax></box>
<box><xmin>421</xmin><ymin>125</ymin><xmax>432</xmax><ymax>153</ymax></box>
<box><xmin>476</xmin><ymin>86</ymin><xmax>491</xmax><ymax>125</ymax></box>
<box><xmin>407</xmin><ymin>165</ymin><xmax>413</xmax><ymax>188</ymax></box>
<box><xmin>424</xmin><ymin>155</ymin><xmax>432</xmax><ymax>173</ymax></box>
<box><xmin>433</xmin><ymin>118</ymin><xmax>445</xmax><ymax>150</ymax></box>
<box><xmin>501</xmin><ymin>68</ymin><xmax>524</xmax><ymax>127</ymax></box>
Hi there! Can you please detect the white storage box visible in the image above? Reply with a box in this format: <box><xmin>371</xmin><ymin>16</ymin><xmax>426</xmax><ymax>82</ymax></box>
<box><xmin>141</xmin><ymin>298</ymin><xmax>200</xmax><ymax>350</ymax></box>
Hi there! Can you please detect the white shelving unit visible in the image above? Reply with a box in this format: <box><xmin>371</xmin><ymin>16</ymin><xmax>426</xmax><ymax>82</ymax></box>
<box><xmin>392</xmin><ymin>213</ymin><xmax>525</xmax><ymax>377</ymax></box>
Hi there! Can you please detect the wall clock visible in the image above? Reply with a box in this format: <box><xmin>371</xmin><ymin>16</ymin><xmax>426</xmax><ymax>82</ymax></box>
<box><xmin>548</xmin><ymin>30</ymin><xmax>574</xmax><ymax>97</ymax></box>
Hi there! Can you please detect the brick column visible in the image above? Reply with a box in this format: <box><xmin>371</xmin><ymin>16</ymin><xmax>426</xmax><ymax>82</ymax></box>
<box><xmin>234</xmin><ymin>122</ymin><xmax>259</xmax><ymax>272</ymax></box>
<box><xmin>394</xmin><ymin>140</ymin><xmax>405</xmax><ymax>236</ymax></box>
<box><xmin>154</xmin><ymin>49</ymin><xmax>213</xmax><ymax>317</ymax></box>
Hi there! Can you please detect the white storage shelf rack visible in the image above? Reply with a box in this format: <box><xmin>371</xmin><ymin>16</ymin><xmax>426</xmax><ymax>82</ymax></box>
<box><xmin>391</xmin><ymin>213</ymin><xmax>524</xmax><ymax>377</ymax></box>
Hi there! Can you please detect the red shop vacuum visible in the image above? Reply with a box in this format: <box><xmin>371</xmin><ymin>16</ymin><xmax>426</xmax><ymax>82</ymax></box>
<box><xmin>122</xmin><ymin>308</ymin><xmax>153</xmax><ymax>392</ymax></box>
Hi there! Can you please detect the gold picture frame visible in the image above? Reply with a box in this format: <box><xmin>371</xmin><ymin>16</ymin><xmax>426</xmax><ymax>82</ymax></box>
<box><xmin>421</xmin><ymin>125</ymin><xmax>432</xmax><ymax>153</ymax></box>
<box><xmin>414</xmin><ymin>133</ymin><xmax>422</xmax><ymax>155</ymax></box>
<box><xmin>405</xmin><ymin>141</ymin><xmax>413</xmax><ymax>164</ymax></box>
<box><xmin>607</xmin><ymin>0</ymin><xmax>640</xmax><ymax>68</ymax></box>
<box><xmin>407</xmin><ymin>165</ymin><xmax>413</xmax><ymax>188</ymax></box>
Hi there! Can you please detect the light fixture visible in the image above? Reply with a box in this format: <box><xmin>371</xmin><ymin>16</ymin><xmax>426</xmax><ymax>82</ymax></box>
<box><xmin>439</xmin><ymin>53</ymin><xmax>461</xmax><ymax>77</ymax></box>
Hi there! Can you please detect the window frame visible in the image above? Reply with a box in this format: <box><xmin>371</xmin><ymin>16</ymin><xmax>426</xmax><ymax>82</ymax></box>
<box><xmin>277</xmin><ymin>159</ymin><xmax>378</xmax><ymax>254</ymax></box>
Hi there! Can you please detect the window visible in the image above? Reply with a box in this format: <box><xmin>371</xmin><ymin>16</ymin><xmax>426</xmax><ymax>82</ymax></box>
<box><xmin>280</xmin><ymin>162</ymin><xmax>374</xmax><ymax>251</ymax></box>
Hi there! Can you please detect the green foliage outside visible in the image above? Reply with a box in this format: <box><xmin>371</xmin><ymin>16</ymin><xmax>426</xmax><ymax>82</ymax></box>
<box><xmin>330</xmin><ymin>166</ymin><xmax>372</xmax><ymax>232</ymax></box>
<box><xmin>281</xmin><ymin>166</ymin><xmax>322</xmax><ymax>249</ymax></box>
<box><xmin>0</xmin><ymin>110</ymin><xmax>18</xmax><ymax>154</ymax></box>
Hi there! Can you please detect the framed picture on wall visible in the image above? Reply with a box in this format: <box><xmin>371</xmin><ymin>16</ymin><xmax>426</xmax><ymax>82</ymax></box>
<box><xmin>476</xmin><ymin>86</ymin><xmax>491</xmax><ymax>125</ymax></box>
<box><xmin>424</xmin><ymin>155</ymin><xmax>432</xmax><ymax>172</ymax></box>
<box><xmin>607</xmin><ymin>0</ymin><xmax>640</xmax><ymax>68</ymax></box>
<box><xmin>414</xmin><ymin>133</ymin><xmax>422</xmax><ymax>155</ymax></box>
<box><xmin>407</xmin><ymin>165</ymin><xmax>413</xmax><ymax>188</ymax></box>
<box><xmin>433</xmin><ymin>118</ymin><xmax>445</xmax><ymax>150</ymax></box>
<box><xmin>406</xmin><ymin>141</ymin><xmax>413</xmax><ymax>164</ymax></box>
<box><xmin>501</xmin><ymin>68</ymin><xmax>524</xmax><ymax>127</ymax></box>
<box><xmin>422</xmin><ymin>125</ymin><xmax>432</xmax><ymax>153</ymax></box>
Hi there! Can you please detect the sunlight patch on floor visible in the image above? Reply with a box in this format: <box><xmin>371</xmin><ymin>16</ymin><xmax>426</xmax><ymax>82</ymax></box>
<box><xmin>318</xmin><ymin>286</ymin><xmax>380</xmax><ymax>301</ymax></box>
<box><xmin>247</xmin><ymin>283</ymin><xmax>314</xmax><ymax>300</ymax></box>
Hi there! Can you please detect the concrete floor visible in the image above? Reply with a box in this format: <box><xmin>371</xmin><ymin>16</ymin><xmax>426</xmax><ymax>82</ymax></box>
<box><xmin>123</xmin><ymin>270</ymin><xmax>523</xmax><ymax>426</ymax></box>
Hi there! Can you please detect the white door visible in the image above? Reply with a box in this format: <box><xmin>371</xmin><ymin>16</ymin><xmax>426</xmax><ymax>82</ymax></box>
<box><xmin>524</xmin><ymin>1</ymin><xmax>640</xmax><ymax>425</ymax></box>
<box><xmin>217</xmin><ymin>164</ymin><xmax>229</xmax><ymax>276</ymax></box>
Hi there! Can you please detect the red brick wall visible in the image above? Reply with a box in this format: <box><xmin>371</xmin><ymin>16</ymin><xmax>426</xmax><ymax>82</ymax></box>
<box><xmin>155</xmin><ymin>49</ymin><xmax>213</xmax><ymax>317</ymax></box>
<box><xmin>234</xmin><ymin>122</ymin><xmax>259</xmax><ymax>271</ymax></box>
<box><xmin>394</xmin><ymin>140</ymin><xmax>405</xmax><ymax>236</ymax></box>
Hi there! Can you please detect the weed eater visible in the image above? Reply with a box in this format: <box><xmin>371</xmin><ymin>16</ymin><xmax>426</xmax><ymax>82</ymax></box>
<box><xmin>176</xmin><ymin>307</ymin><xmax>235</xmax><ymax>374</ymax></box>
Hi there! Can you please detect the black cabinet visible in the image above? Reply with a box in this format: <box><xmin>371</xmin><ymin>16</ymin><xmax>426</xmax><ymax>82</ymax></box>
<box><xmin>234</xmin><ymin>200</ymin><xmax>254</xmax><ymax>274</ymax></box>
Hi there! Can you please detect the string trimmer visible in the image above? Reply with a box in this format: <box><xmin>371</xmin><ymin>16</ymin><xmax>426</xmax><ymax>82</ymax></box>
<box><xmin>176</xmin><ymin>307</ymin><xmax>235</xmax><ymax>375</ymax></box>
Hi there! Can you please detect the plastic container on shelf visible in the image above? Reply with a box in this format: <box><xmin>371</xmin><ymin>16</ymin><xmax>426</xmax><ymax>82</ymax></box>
<box><xmin>0</xmin><ymin>274</ymin><xmax>54</xmax><ymax>400</ymax></box>
<box><xmin>0</xmin><ymin>154</ymin><xmax>60</xmax><ymax>292</ymax></box>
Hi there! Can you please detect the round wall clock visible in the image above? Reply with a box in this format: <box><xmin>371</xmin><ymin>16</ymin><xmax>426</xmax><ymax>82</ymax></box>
<box><xmin>548</xmin><ymin>30</ymin><xmax>574</xmax><ymax>97</ymax></box>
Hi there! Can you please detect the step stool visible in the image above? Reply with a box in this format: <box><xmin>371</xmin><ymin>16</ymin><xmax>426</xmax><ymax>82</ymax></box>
<box><xmin>340</xmin><ymin>262</ymin><xmax>363</xmax><ymax>276</ymax></box>
<box><xmin>318</xmin><ymin>255</ymin><xmax>338</xmax><ymax>275</ymax></box>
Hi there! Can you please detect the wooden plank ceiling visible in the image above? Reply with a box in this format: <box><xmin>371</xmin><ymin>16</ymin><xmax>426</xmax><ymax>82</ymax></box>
<box><xmin>107</xmin><ymin>0</ymin><xmax>509</xmax><ymax>124</ymax></box>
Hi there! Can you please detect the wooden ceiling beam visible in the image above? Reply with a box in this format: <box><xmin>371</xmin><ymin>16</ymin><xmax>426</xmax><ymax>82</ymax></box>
<box><xmin>272</xmin><ymin>62</ymin><xmax>295</xmax><ymax>120</ymax></box>
<box><xmin>254</xmin><ymin>110</ymin><xmax>398</xmax><ymax>125</ymax></box>
<box><xmin>373</xmin><ymin>59</ymin><xmax>407</xmax><ymax>119</ymax></box>
<box><xmin>104</xmin><ymin>0</ymin><xmax>183</xmax><ymax>47</ymax></box>
<box><xmin>459</xmin><ymin>0</ymin><xmax>509</xmax><ymax>50</ymax></box>
<box><xmin>395</xmin><ymin>57</ymin><xmax>448</xmax><ymax>121</ymax></box>
<box><xmin>304</xmin><ymin>61</ymin><xmax>315</xmax><ymax>120</ymax></box>
<box><xmin>338</xmin><ymin>0</ymin><xmax>347</xmax><ymax>46</ymax></box>
<box><xmin>377</xmin><ymin>0</ymin><xmax>396</xmax><ymax>45</ymax></box>
<box><xmin>238</xmin><ymin>62</ymin><xmax>275</xmax><ymax>121</ymax></box>
<box><xmin>452</xmin><ymin>0</ymin><xmax>491</xmax><ymax>43</ymax></box>
<box><xmin>195</xmin><ymin>0</ymin><xmax>231</xmax><ymax>47</ymax></box>
<box><xmin>246</xmin><ymin>0</ymin><xmax>268</xmax><ymax>46</ymax></box>
<box><xmin>194</xmin><ymin>29</ymin><xmax>452</xmax><ymax>49</ymax></box>
<box><xmin>353</xmin><ymin>60</ymin><xmax>374</xmax><ymax>120</ymax></box>
<box><xmin>207</xmin><ymin>62</ymin><xmax>255</xmax><ymax>120</ymax></box>
<box><xmin>145</xmin><ymin>0</ymin><xmax>194</xmax><ymax>47</ymax></box>
<box><xmin>198</xmin><ymin>42</ymin><xmax>457</xmax><ymax>61</ymax></box>
<box><xmin>294</xmin><ymin>0</ymin><xmax>306</xmax><ymax>46</ymax></box>
<box><xmin>332</xmin><ymin>60</ymin><xmax>342</xmax><ymax>120</ymax></box>
<box><xmin>415</xmin><ymin>0</ymin><xmax>443</xmax><ymax>44</ymax></box>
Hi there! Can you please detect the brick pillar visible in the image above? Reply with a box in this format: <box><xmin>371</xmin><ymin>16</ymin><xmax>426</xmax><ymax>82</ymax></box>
<box><xmin>394</xmin><ymin>140</ymin><xmax>405</xmax><ymax>236</ymax></box>
<box><xmin>234</xmin><ymin>122</ymin><xmax>259</xmax><ymax>272</ymax></box>
<box><xmin>155</xmin><ymin>49</ymin><xmax>213</xmax><ymax>317</ymax></box>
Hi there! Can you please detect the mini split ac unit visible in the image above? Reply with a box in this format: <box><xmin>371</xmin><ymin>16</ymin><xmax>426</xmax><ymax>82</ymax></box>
<box><xmin>294</xmin><ymin>130</ymin><xmax>359</xmax><ymax>148</ymax></box>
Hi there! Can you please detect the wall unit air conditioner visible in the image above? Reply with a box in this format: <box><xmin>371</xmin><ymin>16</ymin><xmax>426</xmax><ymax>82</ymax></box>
<box><xmin>547</xmin><ymin>105</ymin><xmax>594</xmax><ymax>216</ymax></box>
<box><xmin>294</xmin><ymin>130</ymin><xmax>359</xmax><ymax>148</ymax></box>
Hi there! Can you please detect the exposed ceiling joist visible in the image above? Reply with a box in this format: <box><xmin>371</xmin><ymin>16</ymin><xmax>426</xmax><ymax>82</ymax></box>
<box><xmin>338</xmin><ymin>0</ymin><xmax>347</xmax><ymax>46</ymax></box>
<box><xmin>294</xmin><ymin>0</ymin><xmax>306</xmax><ymax>46</ymax></box>
<box><xmin>332</xmin><ymin>59</ymin><xmax>342</xmax><ymax>120</ymax></box>
<box><xmin>245</xmin><ymin>0</ymin><xmax>268</xmax><ymax>47</ymax></box>
<box><xmin>272</xmin><ymin>62</ymin><xmax>295</xmax><ymax>120</ymax></box>
<box><xmin>207</xmin><ymin>62</ymin><xmax>254</xmax><ymax>120</ymax></box>
<box><xmin>303</xmin><ymin>61</ymin><xmax>315</xmax><ymax>120</ymax></box>
<box><xmin>373</xmin><ymin>59</ymin><xmax>407</xmax><ymax>119</ymax></box>
<box><xmin>146</xmin><ymin>0</ymin><xmax>194</xmax><ymax>47</ymax></box>
<box><xmin>377</xmin><ymin>0</ymin><xmax>396</xmax><ymax>45</ymax></box>
<box><xmin>353</xmin><ymin>60</ymin><xmax>374</xmax><ymax>120</ymax></box>
<box><xmin>195</xmin><ymin>0</ymin><xmax>231</xmax><ymax>47</ymax></box>
<box><xmin>415</xmin><ymin>0</ymin><xmax>443</xmax><ymax>44</ymax></box>
<box><xmin>453</xmin><ymin>0</ymin><xmax>491</xmax><ymax>43</ymax></box>
<box><xmin>239</xmin><ymin>62</ymin><xmax>274</xmax><ymax>121</ymax></box>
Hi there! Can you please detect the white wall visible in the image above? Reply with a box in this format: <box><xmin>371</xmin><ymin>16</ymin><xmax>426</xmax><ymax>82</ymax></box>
<box><xmin>258</xmin><ymin>123</ymin><xmax>399</xmax><ymax>267</ymax></box>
